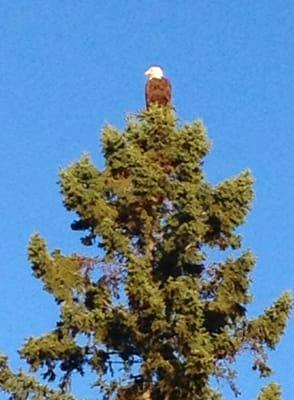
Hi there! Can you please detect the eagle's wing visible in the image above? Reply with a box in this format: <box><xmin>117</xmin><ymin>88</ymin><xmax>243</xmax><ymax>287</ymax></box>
<box><xmin>145</xmin><ymin>77</ymin><xmax>172</xmax><ymax>107</ymax></box>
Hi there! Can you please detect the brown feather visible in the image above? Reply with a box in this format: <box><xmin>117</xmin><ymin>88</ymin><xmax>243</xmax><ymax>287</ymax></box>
<box><xmin>145</xmin><ymin>77</ymin><xmax>172</xmax><ymax>108</ymax></box>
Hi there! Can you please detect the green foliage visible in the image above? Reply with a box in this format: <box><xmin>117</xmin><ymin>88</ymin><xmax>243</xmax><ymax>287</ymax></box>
<box><xmin>0</xmin><ymin>354</ymin><xmax>74</xmax><ymax>400</ymax></box>
<box><xmin>248</xmin><ymin>291</ymin><xmax>292</xmax><ymax>350</ymax></box>
<box><xmin>257</xmin><ymin>383</ymin><xmax>281</xmax><ymax>400</ymax></box>
<box><xmin>0</xmin><ymin>105</ymin><xmax>292</xmax><ymax>399</ymax></box>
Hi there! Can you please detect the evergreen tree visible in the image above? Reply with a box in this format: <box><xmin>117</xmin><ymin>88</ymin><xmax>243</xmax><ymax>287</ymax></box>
<box><xmin>0</xmin><ymin>105</ymin><xmax>292</xmax><ymax>399</ymax></box>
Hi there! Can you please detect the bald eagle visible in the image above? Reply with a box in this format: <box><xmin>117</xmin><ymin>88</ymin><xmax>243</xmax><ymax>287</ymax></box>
<box><xmin>145</xmin><ymin>66</ymin><xmax>172</xmax><ymax>108</ymax></box>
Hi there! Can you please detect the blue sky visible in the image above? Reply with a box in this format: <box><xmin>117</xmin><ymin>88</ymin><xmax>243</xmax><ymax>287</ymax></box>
<box><xmin>0</xmin><ymin>1</ymin><xmax>294</xmax><ymax>399</ymax></box>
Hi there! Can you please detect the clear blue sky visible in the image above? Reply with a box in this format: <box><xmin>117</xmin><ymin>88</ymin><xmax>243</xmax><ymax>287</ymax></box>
<box><xmin>0</xmin><ymin>1</ymin><xmax>293</xmax><ymax>399</ymax></box>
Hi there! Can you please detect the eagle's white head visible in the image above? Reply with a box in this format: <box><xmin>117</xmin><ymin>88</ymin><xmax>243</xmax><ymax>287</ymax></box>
<box><xmin>145</xmin><ymin>66</ymin><xmax>164</xmax><ymax>80</ymax></box>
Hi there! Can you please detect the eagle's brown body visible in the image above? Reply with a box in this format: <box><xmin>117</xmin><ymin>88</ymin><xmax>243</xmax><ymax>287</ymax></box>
<box><xmin>145</xmin><ymin>77</ymin><xmax>172</xmax><ymax>108</ymax></box>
